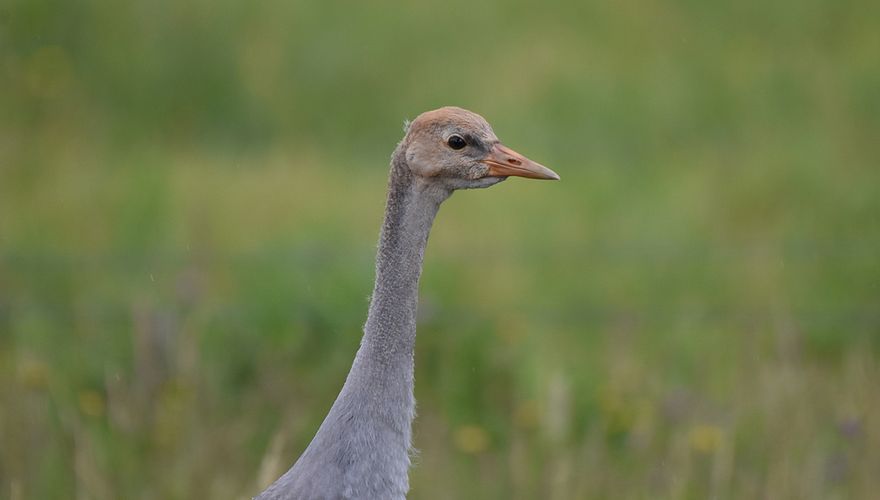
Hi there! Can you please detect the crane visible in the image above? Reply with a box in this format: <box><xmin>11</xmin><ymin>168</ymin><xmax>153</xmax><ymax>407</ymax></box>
<box><xmin>256</xmin><ymin>107</ymin><xmax>558</xmax><ymax>499</ymax></box>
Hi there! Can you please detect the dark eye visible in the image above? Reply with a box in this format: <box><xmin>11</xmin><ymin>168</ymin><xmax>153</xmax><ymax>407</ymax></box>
<box><xmin>447</xmin><ymin>134</ymin><xmax>466</xmax><ymax>150</ymax></box>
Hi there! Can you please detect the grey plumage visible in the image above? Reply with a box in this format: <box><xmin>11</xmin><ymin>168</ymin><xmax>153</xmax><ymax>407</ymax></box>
<box><xmin>256</xmin><ymin>107</ymin><xmax>558</xmax><ymax>500</ymax></box>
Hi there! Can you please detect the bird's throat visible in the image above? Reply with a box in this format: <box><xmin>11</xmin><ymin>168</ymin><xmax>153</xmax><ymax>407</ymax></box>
<box><xmin>363</xmin><ymin>153</ymin><xmax>446</xmax><ymax>359</ymax></box>
<box><xmin>322</xmin><ymin>154</ymin><xmax>445</xmax><ymax>491</ymax></box>
<box><xmin>259</xmin><ymin>155</ymin><xmax>447</xmax><ymax>499</ymax></box>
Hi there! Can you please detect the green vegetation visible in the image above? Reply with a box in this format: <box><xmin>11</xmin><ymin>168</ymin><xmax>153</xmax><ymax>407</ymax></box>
<box><xmin>2</xmin><ymin>0</ymin><xmax>879</xmax><ymax>498</ymax></box>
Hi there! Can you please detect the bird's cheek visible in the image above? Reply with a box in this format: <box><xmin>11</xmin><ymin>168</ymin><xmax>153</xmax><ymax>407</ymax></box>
<box><xmin>469</xmin><ymin>164</ymin><xmax>491</xmax><ymax>180</ymax></box>
<box><xmin>405</xmin><ymin>146</ymin><xmax>442</xmax><ymax>177</ymax></box>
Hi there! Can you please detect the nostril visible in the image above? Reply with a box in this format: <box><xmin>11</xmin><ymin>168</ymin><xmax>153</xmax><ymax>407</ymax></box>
<box><xmin>507</xmin><ymin>158</ymin><xmax>521</xmax><ymax>166</ymax></box>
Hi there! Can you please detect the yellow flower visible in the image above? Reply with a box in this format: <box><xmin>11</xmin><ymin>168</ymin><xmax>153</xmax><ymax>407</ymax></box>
<box><xmin>78</xmin><ymin>390</ymin><xmax>105</xmax><ymax>418</ymax></box>
<box><xmin>688</xmin><ymin>424</ymin><xmax>723</xmax><ymax>454</ymax></box>
<box><xmin>454</xmin><ymin>425</ymin><xmax>490</xmax><ymax>454</ymax></box>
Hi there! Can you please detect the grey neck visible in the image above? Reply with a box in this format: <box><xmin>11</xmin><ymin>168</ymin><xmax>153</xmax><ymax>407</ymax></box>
<box><xmin>256</xmin><ymin>150</ymin><xmax>452</xmax><ymax>499</ymax></box>
<box><xmin>326</xmin><ymin>149</ymin><xmax>449</xmax><ymax>495</ymax></box>
<box><xmin>362</xmin><ymin>150</ymin><xmax>449</xmax><ymax>359</ymax></box>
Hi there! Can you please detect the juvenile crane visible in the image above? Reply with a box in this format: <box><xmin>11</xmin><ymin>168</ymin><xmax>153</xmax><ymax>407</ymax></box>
<box><xmin>256</xmin><ymin>107</ymin><xmax>558</xmax><ymax>499</ymax></box>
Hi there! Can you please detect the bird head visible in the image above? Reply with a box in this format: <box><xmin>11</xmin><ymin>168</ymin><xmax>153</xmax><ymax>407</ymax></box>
<box><xmin>400</xmin><ymin>107</ymin><xmax>559</xmax><ymax>191</ymax></box>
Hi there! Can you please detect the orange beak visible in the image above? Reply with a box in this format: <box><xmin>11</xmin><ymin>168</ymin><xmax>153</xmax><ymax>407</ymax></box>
<box><xmin>482</xmin><ymin>143</ymin><xmax>560</xmax><ymax>180</ymax></box>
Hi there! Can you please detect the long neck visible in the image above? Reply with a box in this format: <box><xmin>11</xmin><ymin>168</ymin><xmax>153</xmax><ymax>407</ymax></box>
<box><xmin>257</xmin><ymin>153</ymin><xmax>450</xmax><ymax>499</ymax></box>
<box><xmin>339</xmin><ymin>151</ymin><xmax>448</xmax><ymax>416</ymax></box>
<box><xmin>363</xmin><ymin>154</ymin><xmax>445</xmax><ymax>359</ymax></box>
<box><xmin>308</xmin><ymin>152</ymin><xmax>447</xmax><ymax>494</ymax></box>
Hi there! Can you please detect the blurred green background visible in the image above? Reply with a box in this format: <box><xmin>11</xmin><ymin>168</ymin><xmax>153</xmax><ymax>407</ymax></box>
<box><xmin>2</xmin><ymin>0</ymin><xmax>879</xmax><ymax>498</ymax></box>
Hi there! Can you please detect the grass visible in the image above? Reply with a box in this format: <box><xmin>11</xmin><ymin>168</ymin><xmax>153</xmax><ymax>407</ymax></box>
<box><xmin>1</xmin><ymin>0</ymin><xmax>879</xmax><ymax>498</ymax></box>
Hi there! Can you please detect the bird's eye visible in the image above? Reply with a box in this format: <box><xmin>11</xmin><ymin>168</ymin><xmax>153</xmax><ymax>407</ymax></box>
<box><xmin>447</xmin><ymin>135</ymin><xmax>467</xmax><ymax>150</ymax></box>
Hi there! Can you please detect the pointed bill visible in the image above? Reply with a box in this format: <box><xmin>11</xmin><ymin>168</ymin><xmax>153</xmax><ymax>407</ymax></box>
<box><xmin>482</xmin><ymin>143</ymin><xmax>559</xmax><ymax>180</ymax></box>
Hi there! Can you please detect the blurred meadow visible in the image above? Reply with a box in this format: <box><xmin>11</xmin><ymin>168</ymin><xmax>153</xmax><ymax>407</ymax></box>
<box><xmin>2</xmin><ymin>0</ymin><xmax>880</xmax><ymax>498</ymax></box>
